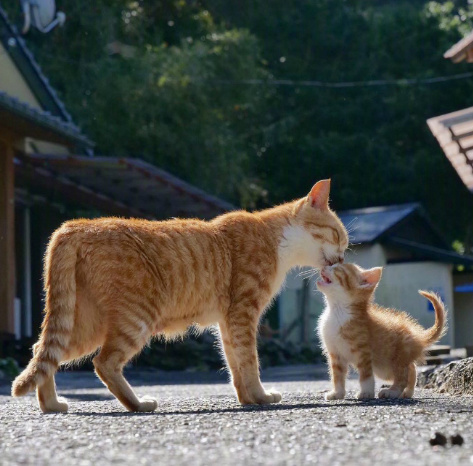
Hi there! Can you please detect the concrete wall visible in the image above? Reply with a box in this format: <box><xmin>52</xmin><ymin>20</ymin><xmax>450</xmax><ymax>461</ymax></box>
<box><xmin>375</xmin><ymin>262</ymin><xmax>454</xmax><ymax>346</ymax></box>
<box><xmin>453</xmin><ymin>273</ymin><xmax>473</xmax><ymax>348</ymax></box>
<box><xmin>0</xmin><ymin>43</ymin><xmax>41</xmax><ymax>109</ymax></box>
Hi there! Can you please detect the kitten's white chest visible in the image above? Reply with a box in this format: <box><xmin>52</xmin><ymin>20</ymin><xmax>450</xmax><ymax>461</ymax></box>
<box><xmin>318</xmin><ymin>304</ymin><xmax>353</xmax><ymax>361</ymax></box>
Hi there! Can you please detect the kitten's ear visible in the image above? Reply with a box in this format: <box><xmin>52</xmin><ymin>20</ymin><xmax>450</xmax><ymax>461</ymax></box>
<box><xmin>360</xmin><ymin>267</ymin><xmax>382</xmax><ymax>289</ymax></box>
<box><xmin>307</xmin><ymin>179</ymin><xmax>331</xmax><ymax>209</ymax></box>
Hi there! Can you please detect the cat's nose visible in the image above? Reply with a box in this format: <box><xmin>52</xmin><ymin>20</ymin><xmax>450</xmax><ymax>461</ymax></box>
<box><xmin>338</xmin><ymin>255</ymin><xmax>344</xmax><ymax>263</ymax></box>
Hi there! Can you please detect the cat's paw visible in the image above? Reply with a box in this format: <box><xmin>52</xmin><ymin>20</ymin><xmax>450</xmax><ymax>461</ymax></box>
<box><xmin>39</xmin><ymin>397</ymin><xmax>69</xmax><ymax>414</ymax></box>
<box><xmin>136</xmin><ymin>396</ymin><xmax>158</xmax><ymax>412</ymax></box>
<box><xmin>242</xmin><ymin>390</ymin><xmax>282</xmax><ymax>405</ymax></box>
<box><xmin>356</xmin><ymin>390</ymin><xmax>375</xmax><ymax>400</ymax></box>
<box><xmin>378</xmin><ymin>388</ymin><xmax>402</xmax><ymax>399</ymax></box>
<box><xmin>325</xmin><ymin>391</ymin><xmax>345</xmax><ymax>401</ymax></box>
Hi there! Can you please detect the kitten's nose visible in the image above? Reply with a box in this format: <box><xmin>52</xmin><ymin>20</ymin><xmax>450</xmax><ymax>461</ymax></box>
<box><xmin>338</xmin><ymin>255</ymin><xmax>344</xmax><ymax>263</ymax></box>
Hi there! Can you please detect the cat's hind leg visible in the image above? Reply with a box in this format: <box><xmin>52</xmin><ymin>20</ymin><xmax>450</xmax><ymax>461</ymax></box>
<box><xmin>378</xmin><ymin>365</ymin><xmax>409</xmax><ymax>399</ymax></box>
<box><xmin>93</xmin><ymin>327</ymin><xmax>157</xmax><ymax>412</ymax></box>
<box><xmin>31</xmin><ymin>343</ymin><xmax>68</xmax><ymax>413</ymax></box>
<box><xmin>37</xmin><ymin>375</ymin><xmax>68</xmax><ymax>413</ymax></box>
<box><xmin>401</xmin><ymin>363</ymin><xmax>416</xmax><ymax>399</ymax></box>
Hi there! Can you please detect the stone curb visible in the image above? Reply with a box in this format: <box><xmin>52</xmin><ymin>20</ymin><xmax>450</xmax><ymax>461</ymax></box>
<box><xmin>417</xmin><ymin>357</ymin><xmax>473</xmax><ymax>396</ymax></box>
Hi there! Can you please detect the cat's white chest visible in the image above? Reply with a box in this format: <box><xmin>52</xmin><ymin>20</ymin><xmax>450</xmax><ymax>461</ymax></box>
<box><xmin>318</xmin><ymin>305</ymin><xmax>353</xmax><ymax>361</ymax></box>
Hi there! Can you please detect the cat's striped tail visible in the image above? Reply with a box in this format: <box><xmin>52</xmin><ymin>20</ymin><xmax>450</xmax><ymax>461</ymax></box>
<box><xmin>419</xmin><ymin>290</ymin><xmax>447</xmax><ymax>346</ymax></box>
<box><xmin>12</xmin><ymin>227</ymin><xmax>78</xmax><ymax>397</ymax></box>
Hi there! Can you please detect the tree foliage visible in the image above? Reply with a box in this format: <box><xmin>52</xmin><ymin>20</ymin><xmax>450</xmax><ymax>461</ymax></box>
<box><xmin>4</xmin><ymin>0</ymin><xmax>473</xmax><ymax>249</ymax></box>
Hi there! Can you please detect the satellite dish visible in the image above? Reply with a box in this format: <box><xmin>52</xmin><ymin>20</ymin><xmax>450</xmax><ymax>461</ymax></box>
<box><xmin>20</xmin><ymin>0</ymin><xmax>66</xmax><ymax>34</ymax></box>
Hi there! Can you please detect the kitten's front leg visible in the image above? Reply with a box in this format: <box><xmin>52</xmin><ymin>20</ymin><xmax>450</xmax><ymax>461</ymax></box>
<box><xmin>325</xmin><ymin>353</ymin><xmax>348</xmax><ymax>400</ymax></box>
<box><xmin>220</xmin><ymin>313</ymin><xmax>281</xmax><ymax>405</ymax></box>
<box><xmin>356</xmin><ymin>351</ymin><xmax>375</xmax><ymax>400</ymax></box>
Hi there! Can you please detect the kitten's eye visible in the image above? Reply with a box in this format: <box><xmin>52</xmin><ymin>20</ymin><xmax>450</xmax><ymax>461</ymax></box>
<box><xmin>312</xmin><ymin>233</ymin><xmax>324</xmax><ymax>241</ymax></box>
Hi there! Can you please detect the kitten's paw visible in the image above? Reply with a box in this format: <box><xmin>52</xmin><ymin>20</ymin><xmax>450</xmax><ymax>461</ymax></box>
<box><xmin>325</xmin><ymin>391</ymin><xmax>345</xmax><ymax>401</ymax></box>
<box><xmin>39</xmin><ymin>397</ymin><xmax>69</xmax><ymax>414</ymax></box>
<box><xmin>356</xmin><ymin>390</ymin><xmax>375</xmax><ymax>400</ymax></box>
<box><xmin>378</xmin><ymin>388</ymin><xmax>402</xmax><ymax>399</ymax></box>
<box><xmin>136</xmin><ymin>396</ymin><xmax>158</xmax><ymax>412</ymax></box>
<box><xmin>242</xmin><ymin>390</ymin><xmax>282</xmax><ymax>405</ymax></box>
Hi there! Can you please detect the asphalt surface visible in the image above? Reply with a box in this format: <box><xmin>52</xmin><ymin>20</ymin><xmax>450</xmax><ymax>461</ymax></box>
<box><xmin>1</xmin><ymin>365</ymin><xmax>472</xmax><ymax>466</ymax></box>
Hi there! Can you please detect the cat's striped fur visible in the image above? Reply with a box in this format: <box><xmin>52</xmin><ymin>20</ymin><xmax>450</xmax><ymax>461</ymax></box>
<box><xmin>12</xmin><ymin>179</ymin><xmax>348</xmax><ymax>413</ymax></box>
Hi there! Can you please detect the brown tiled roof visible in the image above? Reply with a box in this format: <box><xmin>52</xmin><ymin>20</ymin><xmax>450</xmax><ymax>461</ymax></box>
<box><xmin>427</xmin><ymin>106</ymin><xmax>473</xmax><ymax>192</ymax></box>
<box><xmin>444</xmin><ymin>30</ymin><xmax>473</xmax><ymax>63</ymax></box>
<box><xmin>16</xmin><ymin>152</ymin><xmax>235</xmax><ymax>220</ymax></box>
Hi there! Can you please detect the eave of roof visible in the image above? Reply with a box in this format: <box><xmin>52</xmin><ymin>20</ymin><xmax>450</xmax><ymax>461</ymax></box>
<box><xmin>338</xmin><ymin>203</ymin><xmax>473</xmax><ymax>264</ymax></box>
<box><xmin>444</xmin><ymin>30</ymin><xmax>473</xmax><ymax>63</ymax></box>
<box><xmin>386</xmin><ymin>237</ymin><xmax>473</xmax><ymax>266</ymax></box>
<box><xmin>338</xmin><ymin>203</ymin><xmax>420</xmax><ymax>244</ymax></box>
<box><xmin>427</xmin><ymin>107</ymin><xmax>473</xmax><ymax>192</ymax></box>
<box><xmin>0</xmin><ymin>91</ymin><xmax>94</xmax><ymax>148</ymax></box>
<box><xmin>0</xmin><ymin>5</ymin><xmax>72</xmax><ymax>121</ymax></box>
<box><xmin>16</xmin><ymin>152</ymin><xmax>235</xmax><ymax>219</ymax></box>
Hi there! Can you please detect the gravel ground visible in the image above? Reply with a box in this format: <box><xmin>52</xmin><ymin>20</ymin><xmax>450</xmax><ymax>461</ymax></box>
<box><xmin>0</xmin><ymin>365</ymin><xmax>472</xmax><ymax>466</ymax></box>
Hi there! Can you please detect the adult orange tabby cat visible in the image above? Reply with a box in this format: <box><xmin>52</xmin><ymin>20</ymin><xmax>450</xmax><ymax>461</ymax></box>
<box><xmin>12</xmin><ymin>179</ymin><xmax>348</xmax><ymax>413</ymax></box>
<box><xmin>317</xmin><ymin>263</ymin><xmax>446</xmax><ymax>400</ymax></box>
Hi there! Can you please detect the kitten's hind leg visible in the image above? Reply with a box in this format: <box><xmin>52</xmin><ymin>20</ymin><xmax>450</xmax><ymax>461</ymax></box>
<box><xmin>401</xmin><ymin>363</ymin><xmax>416</xmax><ymax>399</ymax></box>
<box><xmin>356</xmin><ymin>351</ymin><xmax>375</xmax><ymax>400</ymax></box>
<box><xmin>93</xmin><ymin>330</ymin><xmax>157</xmax><ymax>412</ymax></box>
<box><xmin>378</xmin><ymin>365</ymin><xmax>409</xmax><ymax>399</ymax></box>
<box><xmin>325</xmin><ymin>353</ymin><xmax>347</xmax><ymax>401</ymax></box>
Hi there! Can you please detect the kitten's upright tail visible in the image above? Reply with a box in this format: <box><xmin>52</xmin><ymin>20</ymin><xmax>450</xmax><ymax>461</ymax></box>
<box><xmin>12</xmin><ymin>228</ymin><xmax>78</xmax><ymax>397</ymax></box>
<box><xmin>419</xmin><ymin>290</ymin><xmax>447</xmax><ymax>346</ymax></box>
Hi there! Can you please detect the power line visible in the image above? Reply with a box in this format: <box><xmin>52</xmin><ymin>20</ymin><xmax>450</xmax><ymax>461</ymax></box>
<box><xmin>205</xmin><ymin>72</ymin><xmax>473</xmax><ymax>88</ymax></box>
<box><xmin>32</xmin><ymin>49</ymin><xmax>473</xmax><ymax>88</ymax></box>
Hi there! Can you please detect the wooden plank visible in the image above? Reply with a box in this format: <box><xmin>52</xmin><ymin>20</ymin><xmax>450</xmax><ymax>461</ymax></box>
<box><xmin>0</xmin><ymin>139</ymin><xmax>16</xmax><ymax>342</ymax></box>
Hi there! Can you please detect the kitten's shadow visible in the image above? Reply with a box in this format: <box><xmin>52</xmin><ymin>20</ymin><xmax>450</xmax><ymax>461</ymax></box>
<box><xmin>68</xmin><ymin>397</ymin><xmax>423</xmax><ymax>417</ymax></box>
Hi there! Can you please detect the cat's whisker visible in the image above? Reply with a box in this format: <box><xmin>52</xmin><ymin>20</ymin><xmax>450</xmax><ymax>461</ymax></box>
<box><xmin>298</xmin><ymin>268</ymin><xmax>318</xmax><ymax>278</ymax></box>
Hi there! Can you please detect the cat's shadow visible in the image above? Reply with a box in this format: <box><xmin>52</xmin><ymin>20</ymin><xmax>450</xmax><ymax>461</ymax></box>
<box><xmin>67</xmin><ymin>397</ymin><xmax>423</xmax><ymax>417</ymax></box>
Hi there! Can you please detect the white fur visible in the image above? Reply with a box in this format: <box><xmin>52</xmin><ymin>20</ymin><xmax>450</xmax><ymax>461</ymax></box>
<box><xmin>318</xmin><ymin>301</ymin><xmax>353</xmax><ymax>361</ymax></box>
<box><xmin>272</xmin><ymin>224</ymin><xmax>325</xmax><ymax>296</ymax></box>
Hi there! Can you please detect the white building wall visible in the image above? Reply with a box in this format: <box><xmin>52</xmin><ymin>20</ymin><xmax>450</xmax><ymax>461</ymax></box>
<box><xmin>374</xmin><ymin>262</ymin><xmax>454</xmax><ymax>346</ymax></box>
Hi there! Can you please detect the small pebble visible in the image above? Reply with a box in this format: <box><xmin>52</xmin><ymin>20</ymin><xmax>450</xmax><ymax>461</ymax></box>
<box><xmin>450</xmin><ymin>434</ymin><xmax>464</xmax><ymax>446</ymax></box>
<box><xmin>429</xmin><ymin>432</ymin><xmax>447</xmax><ymax>447</ymax></box>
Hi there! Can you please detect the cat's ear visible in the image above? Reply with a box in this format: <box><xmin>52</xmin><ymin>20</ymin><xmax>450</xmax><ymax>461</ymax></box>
<box><xmin>307</xmin><ymin>179</ymin><xmax>331</xmax><ymax>209</ymax></box>
<box><xmin>360</xmin><ymin>267</ymin><xmax>382</xmax><ymax>289</ymax></box>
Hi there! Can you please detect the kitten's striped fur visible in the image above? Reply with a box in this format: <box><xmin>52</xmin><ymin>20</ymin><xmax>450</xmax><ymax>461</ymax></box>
<box><xmin>317</xmin><ymin>263</ymin><xmax>447</xmax><ymax>400</ymax></box>
<box><xmin>12</xmin><ymin>179</ymin><xmax>348</xmax><ymax>413</ymax></box>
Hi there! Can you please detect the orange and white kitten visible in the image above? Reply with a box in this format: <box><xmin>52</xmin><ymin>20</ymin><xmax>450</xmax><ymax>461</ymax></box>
<box><xmin>12</xmin><ymin>179</ymin><xmax>348</xmax><ymax>413</ymax></box>
<box><xmin>317</xmin><ymin>263</ymin><xmax>446</xmax><ymax>400</ymax></box>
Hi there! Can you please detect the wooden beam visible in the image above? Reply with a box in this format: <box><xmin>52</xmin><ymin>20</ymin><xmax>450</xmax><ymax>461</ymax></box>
<box><xmin>0</xmin><ymin>138</ymin><xmax>16</xmax><ymax>342</ymax></box>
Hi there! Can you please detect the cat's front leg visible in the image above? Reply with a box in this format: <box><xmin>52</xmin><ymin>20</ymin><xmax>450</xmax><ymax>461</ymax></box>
<box><xmin>325</xmin><ymin>352</ymin><xmax>347</xmax><ymax>401</ymax></box>
<box><xmin>355</xmin><ymin>351</ymin><xmax>375</xmax><ymax>399</ymax></box>
<box><xmin>220</xmin><ymin>314</ymin><xmax>281</xmax><ymax>405</ymax></box>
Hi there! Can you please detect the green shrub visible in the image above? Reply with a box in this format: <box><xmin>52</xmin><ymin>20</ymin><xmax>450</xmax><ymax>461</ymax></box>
<box><xmin>0</xmin><ymin>357</ymin><xmax>20</xmax><ymax>380</ymax></box>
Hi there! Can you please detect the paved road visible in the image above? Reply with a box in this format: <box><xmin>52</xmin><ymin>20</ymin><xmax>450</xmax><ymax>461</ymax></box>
<box><xmin>0</xmin><ymin>365</ymin><xmax>472</xmax><ymax>466</ymax></box>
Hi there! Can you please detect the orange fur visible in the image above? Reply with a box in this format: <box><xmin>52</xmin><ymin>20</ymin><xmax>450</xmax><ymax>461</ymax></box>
<box><xmin>12</xmin><ymin>180</ymin><xmax>348</xmax><ymax>413</ymax></box>
<box><xmin>317</xmin><ymin>263</ymin><xmax>447</xmax><ymax>400</ymax></box>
